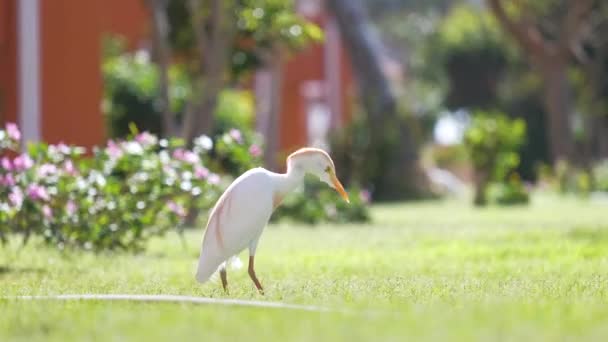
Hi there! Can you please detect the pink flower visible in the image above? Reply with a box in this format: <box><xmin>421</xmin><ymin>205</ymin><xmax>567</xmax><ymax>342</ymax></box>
<box><xmin>57</xmin><ymin>143</ymin><xmax>71</xmax><ymax>154</ymax></box>
<box><xmin>66</xmin><ymin>200</ymin><xmax>77</xmax><ymax>216</ymax></box>
<box><xmin>13</xmin><ymin>154</ymin><xmax>34</xmax><ymax>171</ymax></box>
<box><xmin>172</xmin><ymin>148</ymin><xmax>185</xmax><ymax>159</ymax></box>
<box><xmin>1</xmin><ymin>157</ymin><xmax>12</xmax><ymax>171</ymax></box>
<box><xmin>27</xmin><ymin>184</ymin><xmax>50</xmax><ymax>201</ymax></box>
<box><xmin>0</xmin><ymin>173</ymin><xmax>16</xmax><ymax>186</ymax></box>
<box><xmin>63</xmin><ymin>160</ymin><xmax>77</xmax><ymax>176</ymax></box>
<box><xmin>9</xmin><ymin>187</ymin><xmax>23</xmax><ymax>208</ymax></box>
<box><xmin>135</xmin><ymin>132</ymin><xmax>157</xmax><ymax>146</ymax></box>
<box><xmin>50</xmin><ymin>143</ymin><xmax>71</xmax><ymax>155</ymax></box>
<box><xmin>37</xmin><ymin>163</ymin><xmax>58</xmax><ymax>177</ymax></box>
<box><xmin>6</xmin><ymin>122</ymin><xmax>21</xmax><ymax>141</ymax></box>
<box><xmin>249</xmin><ymin>144</ymin><xmax>262</xmax><ymax>158</ymax></box>
<box><xmin>42</xmin><ymin>205</ymin><xmax>53</xmax><ymax>219</ymax></box>
<box><xmin>359</xmin><ymin>189</ymin><xmax>371</xmax><ymax>204</ymax></box>
<box><xmin>229</xmin><ymin>129</ymin><xmax>243</xmax><ymax>144</ymax></box>
<box><xmin>183</xmin><ymin>151</ymin><xmax>199</xmax><ymax>164</ymax></box>
<box><xmin>172</xmin><ymin>148</ymin><xmax>199</xmax><ymax>164</ymax></box>
<box><xmin>106</xmin><ymin>140</ymin><xmax>123</xmax><ymax>159</ymax></box>
<box><xmin>194</xmin><ymin>165</ymin><xmax>209</xmax><ymax>179</ymax></box>
<box><xmin>208</xmin><ymin>173</ymin><xmax>220</xmax><ymax>185</ymax></box>
<box><xmin>167</xmin><ymin>201</ymin><xmax>186</xmax><ymax>217</ymax></box>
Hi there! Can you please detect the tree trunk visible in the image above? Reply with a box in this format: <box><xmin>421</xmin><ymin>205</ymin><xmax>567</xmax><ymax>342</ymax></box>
<box><xmin>182</xmin><ymin>76</ymin><xmax>221</xmax><ymax>144</ymax></box>
<box><xmin>148</xmin><ymin>0</ymin><xmax>175</xmax><ymax>137</ymax></box>
<box><xmin>539</xmin><ymin>60</ymin><xmax>575</xmax><ymax>163</ymax></box>
<box><xmin>326</xmin><ymin>0</ymin><xmax>430</xmax><ymax>200</ymax></box>
<box><xmin>264</xmin><ymin>54</ymin><xmax>283</xmax><ymax>171</ymax></box>
<box><xmin>182</xmin><ymin>0</ymin><xmax>235</xmax><ymax>144</ymax></box>
<box><xmin>473</xmin><ymin>168</ymin><xmax>490</xmax><ymax>206</ymax></box>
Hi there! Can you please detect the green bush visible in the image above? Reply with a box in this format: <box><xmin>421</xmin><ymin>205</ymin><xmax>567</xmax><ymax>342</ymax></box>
<box><xmin>488</xmin><ymin>173</ymin><xmax>529</xmax><ymax>205</ymax></box>
<box><xmin>102</xmin><ymin>43</ymin><xmax>256</xmax><ymax>142</ymax></box>
<box><xmin>209</xmin><ymin>128</ymin><xmax>264</xmax><ymax>177</ymax></box>
<box><xmin>551</xmin><ymin>160</ymin><xmax>596</xmax><ymax>196</ymax></box>
<box><xmin>463</xmin><ymin>111</ymin><xmax>527</xmax><ymax>205</ymax></box>
<box><xmin>271</xmin><ymin>177</ymin><xmax>370</xmax><ymax>225</ymax></box>
<box><xmin>0</xmin><ymin>123</ymin><xmax>222</xmax><ymax>251</ymax></box>
<box><xmin>102</xmin><ymin>43</ymin><xmax>191</xmax><ymax>138</ymax></box>
<box><xmin>593</xmin><ymin>160</ymin><xmax>608</xmax><ymax>193</ymax></box>
<box><xmin>430</xmin><ymin>5</ymin><xmax>512</xmax><ymax>109</ymax></box>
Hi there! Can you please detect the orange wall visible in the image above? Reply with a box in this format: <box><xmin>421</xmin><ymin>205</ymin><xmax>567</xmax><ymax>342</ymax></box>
<box><xmin>39</xmin><ymin>0</ymin><xmax>148</xmax><ymax>147</ymax></box>
<box><xmin>280</xmin><ymin>42</ymin><xmax>325</xmax><ymax>156</ymax></box>
<box><xmin>0</xmin><ymin>0</ymin><xmax>17</xmax><ymax>126</ymax></box>
<box><xmin>98</xmin><ymin>0</ymin><xmax>149</xmax><ymax>49</ymax></box>
<box><xmin>3</xmin><ymin>0</ymin><xmax>351</xmax><ymax>155</ymax></box>
<box><xmin>278</xmin><ymin>26</ymin><xmax>354</xmax><ymax>156</ymax></box>
<box><xmin>339</xmin><ymin>43</ymin><xmax>354</xmax><ymax>125</ymax></box>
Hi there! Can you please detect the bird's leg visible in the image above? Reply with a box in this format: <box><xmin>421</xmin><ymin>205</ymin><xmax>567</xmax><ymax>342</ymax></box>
<box><xmin>219</xmin><ymin>267</ymin><xmax>228</xmax><ymax>293</ymax></box>
<box><xmin>248</xmin><ymin>255</ymin><xmax>264</xmax><ymax>295</ymax></box>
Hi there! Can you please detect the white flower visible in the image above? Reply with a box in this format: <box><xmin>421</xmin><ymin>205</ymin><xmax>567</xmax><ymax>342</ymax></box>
<box><xmin>194</xmin><ymin>135</ymin><xmax>213</xmax><ymax>151</ymax></box>
<box><xmin>123</xmin><ymin>141</ymin><xmax>144</xmax><ymax>155</ymax></box>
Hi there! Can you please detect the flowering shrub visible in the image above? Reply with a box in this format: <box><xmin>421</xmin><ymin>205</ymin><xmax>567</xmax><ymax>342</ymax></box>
<box><xmin>0</xmin><ymin>123</ymin><xmax>221</xmax><ymax>251</ymax></box>
<box><xmin>211</xmin><ymin>129</ymin><xmax>264</xmax><ymax>176</ymax></box>
<box><xmin>1</xmin><ymin>121</ymin><xmax>370</xmax><ymax>252</ymax></box>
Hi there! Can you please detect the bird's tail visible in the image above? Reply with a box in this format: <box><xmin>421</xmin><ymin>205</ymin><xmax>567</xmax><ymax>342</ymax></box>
<box><xmin>195</xmin><ymin>255</ymin><xmax>241</xmax><ymax>283</ymax></box>
<box><xmin>195</xmin><ymin>259</ymin><xmax>219</xmax><ymax>283</ymax></box>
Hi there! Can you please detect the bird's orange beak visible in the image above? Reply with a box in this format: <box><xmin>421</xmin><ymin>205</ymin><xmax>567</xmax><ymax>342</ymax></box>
<box><xmin>330</xmin><ymin>171</ymin><xmax>350</xmax><ymax>203</ymax></box>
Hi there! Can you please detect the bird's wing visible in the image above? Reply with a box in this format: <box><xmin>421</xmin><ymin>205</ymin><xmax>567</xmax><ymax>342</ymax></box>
<box><xmin>196</xmin><ymin>169</ymin><xmax>274</xmax><ymax>283</ymax></box>
<box><xmin>196</xmin><ymin>186</ymin><xmax>234</xmax><ymax>282</ymax></box>
<box><xmin>204</xmin><ymin>185</ymin><xmax>233</xmax><ymax>250</ymax></box>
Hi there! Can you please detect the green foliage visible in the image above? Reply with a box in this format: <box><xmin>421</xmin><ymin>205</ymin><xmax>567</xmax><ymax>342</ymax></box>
<box><xmin>425</xmin><ymin>144</ymin><xmax>469</xmax><ymax>169</ymax></box>
<box><xmin>436</xmin><ymin>6</ymin><xmax>504</xmax><ymax>56</ymax></box>
<box><xmin>167</xmin><ymin>0</ymin><xmax>323</xmax><ymax>79</ymax></box>
<box><xmin>464</xmin><ymin>111</ymin><xmax>528</xmax><ymax>205</ymax></box>
<box><xmin>426</xmin><ymin>5</ymin><xmax>513</xmax><ymax>109</ymax></box>
<box><xmin>328</xmin><ymin>113</ymin><xmax>370</xmax><ymax>187</ymax></box>
<box><xmin>593</xmin><ymin>160</ymin><xmax>608</xmax><ymax>193</ymax></box>
<box><xmin>272</xmin><ymin>177</ymin><xmax>370</xmax><ymax>224</ymax></box>
<box><xmin>102</xmin><ymin>39</ymin><xmax>191</xmax><ymax>138</ymax></box>
<box><xmin>211</xmin><ymin>128</ymin><xmax>264</xmax><ymax>176</ymax></box>
<box><xmin>465</xmin><ymin>111</ymin><xmax>526</xmax><ymax>181</ymax></box>
<box><xmin>550</xmin><ymin>160</ymin><xmax>594</xmax><ymax>196</ymax></box>
<box><xmin>488</xmin><ymin>173</ymin><xmax>530</xmax><ymax>205</ymax></box>
<box><xmin>102</xmin><ymin>40</ymin><xmax>254</xmax><ymax>141</ymax></box>
<box><xmin>213</xmin><ymin>90</ymin><xmax>255</xmax><ymax>135</ymax></box>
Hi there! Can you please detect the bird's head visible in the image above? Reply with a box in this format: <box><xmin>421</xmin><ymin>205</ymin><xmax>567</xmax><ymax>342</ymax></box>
<box><xmin>287</xmin><ymin>147</ymin><xmax>350</xmax><ymax>203</ymax></box>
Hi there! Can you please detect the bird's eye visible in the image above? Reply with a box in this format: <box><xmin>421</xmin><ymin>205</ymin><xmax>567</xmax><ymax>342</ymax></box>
<box><xmin>324</xmin><ymin>166</ymin><xmax>331</xmax><ymax>173</ymax></box>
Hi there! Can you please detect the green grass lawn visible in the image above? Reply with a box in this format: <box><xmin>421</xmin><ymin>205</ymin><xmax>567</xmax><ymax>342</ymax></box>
<box><xmin>1</xmin><ymin>194</ymin><xmax>608</xmax><ymax>341</ymax></box>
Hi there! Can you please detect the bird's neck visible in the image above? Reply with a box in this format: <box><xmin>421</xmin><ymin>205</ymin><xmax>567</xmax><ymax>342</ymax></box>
<box><xmin>274</xmin><ymin>166</ymin><xmax>304</xmax><ymax>197</ymax></box>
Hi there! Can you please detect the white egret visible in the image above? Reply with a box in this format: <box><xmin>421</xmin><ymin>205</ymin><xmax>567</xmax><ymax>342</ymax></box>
<box><xmin>196</xmin><ymin>147</ymin><xmax>349</xmax><ymax>294</ymax></box>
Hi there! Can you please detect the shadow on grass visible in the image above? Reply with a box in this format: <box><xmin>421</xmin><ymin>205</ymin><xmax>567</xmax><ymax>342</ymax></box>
<box><xmin>567</xmin><ymin>226</ymin><xmax>608</xmax><ymax>243</ymax></box>
<box><xmin>0</xmin><ymin>265</ymin><xmax>47</xmax><ymax>276</ymax></box>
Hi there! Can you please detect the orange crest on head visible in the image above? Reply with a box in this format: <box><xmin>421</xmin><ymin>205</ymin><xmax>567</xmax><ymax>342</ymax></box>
<box><xmin>286</xmin><ymin>147</ymin><xmax>335</xmax><ymax>170</ymax></box>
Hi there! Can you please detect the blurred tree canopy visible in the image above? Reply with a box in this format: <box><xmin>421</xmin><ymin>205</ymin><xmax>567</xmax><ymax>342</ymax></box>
<box><xmin>367</xmin><ymin>0</ymin><xmax>607</xmax><ymax>182</ymax></box>
<box><xmin>146</xmin><ymin>0</ymin><xmax>322</xmax><ymax>143</ymax></box>
<box><xmin>486</xmin><ymin>0</ymin><xmax>608</xmax><ymax>165</ymax></box>
<box><xmin>327</xmin><ymin>0</ymin><xmax>433</xmax><ymax>200</ymax></box>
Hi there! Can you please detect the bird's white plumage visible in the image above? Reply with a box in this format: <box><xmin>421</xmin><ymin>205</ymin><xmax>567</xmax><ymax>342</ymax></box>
<box><xmin>196</xmin><ymin>168</ymin><xmax>275</xmax><ymax>282</ymax></box>
<box><xmin>194</xmin><ymin>148</ymin><xmax>350</xmax><ymax>289</ymax></box>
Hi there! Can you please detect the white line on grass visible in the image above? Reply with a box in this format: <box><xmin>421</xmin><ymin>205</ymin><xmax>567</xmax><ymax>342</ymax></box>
<box><xmin>3</xmin><ymin>294</ymin><xmax>349</xmax><ymax>314</ymax></box>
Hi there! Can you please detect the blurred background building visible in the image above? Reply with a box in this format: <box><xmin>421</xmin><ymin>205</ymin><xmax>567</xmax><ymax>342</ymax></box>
<box><xmin>1</xmin><ymin>0</ymin><xmax>607</xmax><ymax>202</ymax></box>
<box><xmin>0</xmin><ymin>0</ymin><xmax>354</xmax><ymax>155</ymax></box>
<box><xmin>0</xmin><ymin>0</ymin><xmax>148</xmax><ymax>147</ymax></box>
